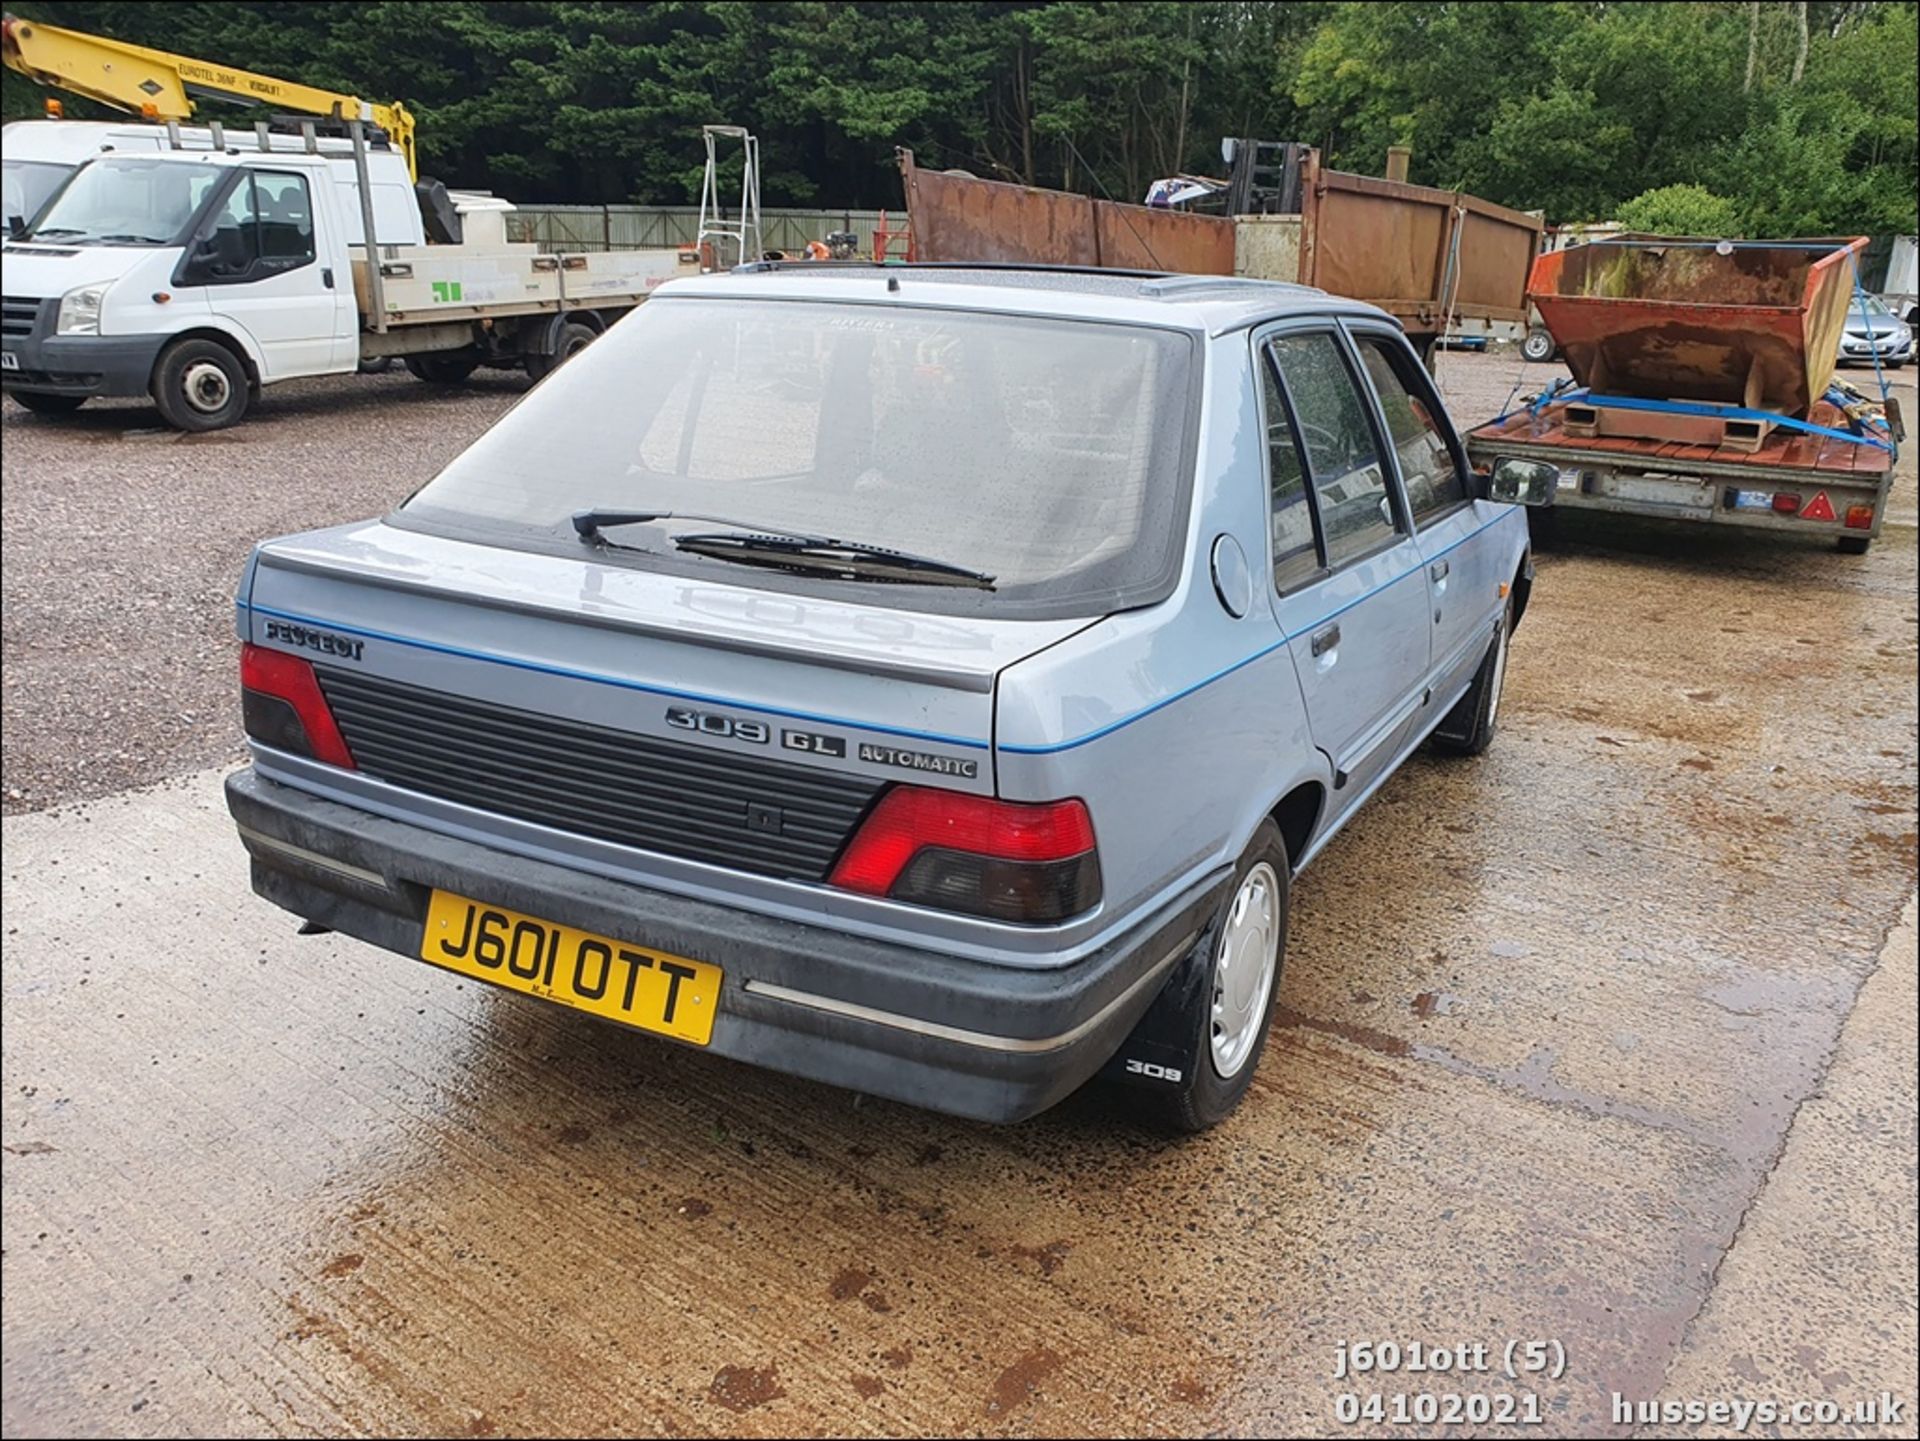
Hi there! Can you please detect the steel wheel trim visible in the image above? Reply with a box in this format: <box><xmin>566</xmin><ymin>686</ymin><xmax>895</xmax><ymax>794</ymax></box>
<box><xmin>1487</xmin><ymin>620</ymin><xmax>1509</xmax><ymax>729</ymax></box>
<box><xmin>182</xmin><ymin>361</ymin><xmax>233</xmax><ymax>414</ymax></box>
<box><xmin>1209</xmin><ymin>860</ymin><xmax>1280</xmax><ymax>1080</ymax></box>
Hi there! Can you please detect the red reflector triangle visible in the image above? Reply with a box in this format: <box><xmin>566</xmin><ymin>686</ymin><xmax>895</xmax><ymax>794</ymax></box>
<box><xmin>1801</xmin><ymin>491</ymin><xmax>1837</xmax><ymax>522</ymax></box>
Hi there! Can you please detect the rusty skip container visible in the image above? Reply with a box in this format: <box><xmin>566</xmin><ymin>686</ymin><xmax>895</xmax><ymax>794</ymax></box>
<box><xmin>1528</xmin><ymin>236</ymin><xmax>1868</xmax><ymax>417</ymax></box>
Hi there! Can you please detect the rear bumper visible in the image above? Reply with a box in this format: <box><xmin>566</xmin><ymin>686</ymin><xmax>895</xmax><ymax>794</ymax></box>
<box><xmin>1</xmin><ymin>329</ymin><xmax>166</xmax><ymax>398</ymax></box>
<box><xmin>226</xmin><ymin>769</ymin><xmax>1227</xmax><ymax>1123</ymax></box>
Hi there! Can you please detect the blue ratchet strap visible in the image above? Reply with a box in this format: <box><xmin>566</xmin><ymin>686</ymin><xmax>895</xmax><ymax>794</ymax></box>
<box><xmin>1846</xmin><ymin>251</ymin><xmax>1892</xmax><ymax>404</ymax></box>
<box><xmin>1510</xmin><ymin>376</ymin><xmax>1574</xmax><ymax>423</ymax></box>
<box><xmin>1563</xmin><ymin>388</ymin><xmax>1896</xmax><ymax>456</ymax></box>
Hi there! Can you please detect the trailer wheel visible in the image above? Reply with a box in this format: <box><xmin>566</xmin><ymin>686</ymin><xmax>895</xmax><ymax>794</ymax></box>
<box><xmin>9</xmin><ymin>391</ymin><xmax>88</xmax><ymax>415</ymax></box>
<box><xmin>151</xmin><ymin>338</ymin><xmax>250</xmax><ymax>432</ymax></box>
<box><xmin>1521</xmin><ymin>328</ymin><xmax>1556</xmax><ymax>363</ymax></box>
<box><xmin>525</xmin><ymin>319</ymin><xmax>597</xmax><ymax>383</ymax></box>
<box><xmin>1836</xmin><ymin>534</ymin><xmax>1872</xmax><ymax>556</ymax></box>
<box><xmin>404</xmin><ymin>354</ymin><xmax>479</xmax><ymax>385</ymax></box>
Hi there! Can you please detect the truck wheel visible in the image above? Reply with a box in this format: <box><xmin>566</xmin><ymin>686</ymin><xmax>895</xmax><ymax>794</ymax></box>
<box><xmin>525</xmin><ymin>320</ymin><xmax>597</xmax><ymax>383</ymax></box>
<box><xmin>1430</xmin><ymin>601</ymin><xmax>1511</xmax><ymax>757</ymax></box>
<box><xmin>1521</xmin><ymin>328</ymin><xmax>1556</xmax><ymax>363</ymax></box>
<box><xmin>1836</xmin><ymin>534</ymin><xmax>1873</xmax><ymax>556</ymax></box>
<box><xmin>404</xmin><ymin>354</ymin><xmax>478</xmax><ymax>385</ymax></box>
<box><xmin>151</xmin><ymin>339</ymin><xmax>250</xmax><ymax>432</ymax></box>
<box><xmin>1126</xmin><ymin>820</ymin><xmax>1289</xmax><ymax>1135</ymax></box>
<box><xmin>9</xmin><ymin>391</ymin><xmax>88</xmax><ymax>415</ymax></box>
<box><xmin>356</xmin><ymin>356</ymin><xmax>394</xmax><ymax>375</ymax></box>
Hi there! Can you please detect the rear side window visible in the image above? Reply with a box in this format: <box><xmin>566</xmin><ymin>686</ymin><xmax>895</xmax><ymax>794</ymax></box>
<box><xmin>1356</xmin><ymin>336</ymin><xmax>1466</xmax><ymax>524</ymax></box>
<box><xmin>1259</xmin><ymin>353</ymin><xmax>1321</xmax><ymax>592</ymax></box>
<box><xmin>1269</xmin><ymin>332</ymin><xmax>1401</xmax><ymax>566</ymax></box>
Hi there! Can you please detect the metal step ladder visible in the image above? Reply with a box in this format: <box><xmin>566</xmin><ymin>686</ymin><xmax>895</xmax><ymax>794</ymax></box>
<box><xmin>696</xmin><ymin>125</ymin><xmax>763</xmax><ymax>272</ymax></box>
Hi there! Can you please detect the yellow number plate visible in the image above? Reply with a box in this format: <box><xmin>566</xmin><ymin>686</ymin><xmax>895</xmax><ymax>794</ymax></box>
<box><xmin>419</xmin><ymin>891</ymin><xmax>721</xmax><ymax>1045</ymax></box>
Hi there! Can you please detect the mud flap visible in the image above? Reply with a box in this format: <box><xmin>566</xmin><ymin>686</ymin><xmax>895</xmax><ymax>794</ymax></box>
<box><xmin>1098</xmin><ymin>930</ymin><xmax>1213</xmax><ymax>1091</ymax></box>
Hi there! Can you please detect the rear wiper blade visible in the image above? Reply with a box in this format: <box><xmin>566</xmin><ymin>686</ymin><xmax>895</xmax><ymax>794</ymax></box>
<box><xmin>672</xmin><ymin>530</ymin><xmax>996</xmax><ymax>590</ymax></box>
<box><xmin>569</xmin><ymin>508</ymin><xmax>833</xmax><ymax>546</ymax></box>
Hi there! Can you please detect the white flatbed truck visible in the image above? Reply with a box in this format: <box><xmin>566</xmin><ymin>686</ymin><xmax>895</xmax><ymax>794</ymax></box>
<box><xmin>2</xmin><ymin>129</ymin><xmax>696</xmax><ymax>429</ymax></box>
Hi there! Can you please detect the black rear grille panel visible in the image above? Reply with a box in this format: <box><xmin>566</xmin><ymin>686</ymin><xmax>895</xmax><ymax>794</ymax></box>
<box><xmin>318</xmin><ymin>668</ymin><xmax>885</xmax><ymax>881</ymax></box>
<box><xmin>2</xmin><ymin>296</ymin><xmax>42</xmax><ymax>339</ymax></box>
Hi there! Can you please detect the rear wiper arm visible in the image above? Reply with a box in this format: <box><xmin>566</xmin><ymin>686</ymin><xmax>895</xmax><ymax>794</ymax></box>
<box><xmin>672</xmin><ymin>530</ymin><xmax>996</xmax><ymax>590</ymax></box>
<box><xmin>570</xmin><ymin>508</ymin><xmax>833</xmax><ymax>547</ymax></box>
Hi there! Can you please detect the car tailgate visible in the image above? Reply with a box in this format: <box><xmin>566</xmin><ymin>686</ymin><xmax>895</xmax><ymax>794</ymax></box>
<box><xmin>241</xmin><ymin>522</ymin><xmax>1094</xmax><ymax>813</ymax></box>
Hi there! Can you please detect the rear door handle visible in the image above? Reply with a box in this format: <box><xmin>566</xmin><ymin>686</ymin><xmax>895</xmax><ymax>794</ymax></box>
<box><xmin>1430</xmin><ymin>559</ymin><xmax>1450</xmax><ymax>581</ymax></box>
<box><xmin>1310</xmin><ymin>623</ymin><xmax>1341</xmax><ymax>658</ymax></box>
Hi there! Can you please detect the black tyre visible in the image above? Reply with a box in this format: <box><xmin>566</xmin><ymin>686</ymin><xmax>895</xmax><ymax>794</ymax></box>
<box><xmin>525</xmin><ymin>319</ymin><xmax>597</xmax><ymax>382</ymax></box>
<box><xmin>1126</xmin><ymin>820</ymin><xmax>1290</xmax><ymax>1134</ymax></box>
<box><xmin>1836</xmin><ymin>534</ymin><xmax>1872</xmax><ymax>555</ymax></box>
<box><xmin>150</xmin><ymin>338</ymin><xmax>250</xmax><ymax>432</ymax></box>
<box><xmin>1430</xmin><ymin>599</ymin><xmax>1512</xmax><ymax>756</ymax></box>
<box><xmin>1521</xmin><ymin>328</ymin><xmax>1556</xmax><ymax>363</ymax></box>
<box><xmin>9</xmin><ymin>391</ymin><xmax>88</xmax><ymax>415</ymax></box>
<box><xmin>404</xmin><ymin>353</ymin><xmax>479</xmax><ymax>385</ymax></box>
<box><xmin>1526</xmin><ymin>504</ymin><xmax>1562</xmax><ymax>551</ymax></box>
<box><xmin>357</xmin><ymin>356</ymin><xmax>394</xmax><ymax>375</ymax></box>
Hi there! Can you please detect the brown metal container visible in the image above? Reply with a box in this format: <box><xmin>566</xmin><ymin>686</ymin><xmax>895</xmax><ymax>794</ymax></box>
<box><xmin>1528</xmin><ymin>237</ymin><xmax>1867</xmax><ymax>417</ymax></box>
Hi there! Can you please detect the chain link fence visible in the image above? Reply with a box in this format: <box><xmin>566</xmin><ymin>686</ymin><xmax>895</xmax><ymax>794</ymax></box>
<box><xmin>504</xmin><ymin>205</ymin><xmax>897</xmax><ymax>257</ymax></box>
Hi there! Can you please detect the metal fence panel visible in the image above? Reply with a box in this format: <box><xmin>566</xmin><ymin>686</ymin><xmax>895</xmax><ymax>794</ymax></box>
<box><xmin>506</xmin><ymin>205</ymin><xmax>893</xmax><ymax>256</ymax></box>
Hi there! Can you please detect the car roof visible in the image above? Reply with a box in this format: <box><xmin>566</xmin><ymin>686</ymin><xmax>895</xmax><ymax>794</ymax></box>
<box><xmin>657</xmin><ymin>263</ymin><xmax>1397</xmax><ymax>337</ymax></box>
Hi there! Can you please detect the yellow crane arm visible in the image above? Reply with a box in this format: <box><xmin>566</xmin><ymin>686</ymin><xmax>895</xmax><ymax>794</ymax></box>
<box><xmin>1</xmin><ymin>14</ymin><xmax>416</xmax><ymax>178</ymax></box>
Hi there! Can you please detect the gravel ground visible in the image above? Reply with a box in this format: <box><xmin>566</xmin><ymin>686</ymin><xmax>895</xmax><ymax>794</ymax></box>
<box><xmin>1</xmin><ymin>368</ymin><xmax>524</xmax><ymax>813</ymax></box>
<box><xmin>3</xmin><ymin>347</ymin><xmax>1909</xmax><ymax>814</ymax></box>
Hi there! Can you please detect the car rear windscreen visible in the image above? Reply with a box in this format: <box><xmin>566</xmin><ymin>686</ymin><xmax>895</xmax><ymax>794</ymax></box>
<box><xmin>401</xmin><ymin>295</ymin><xmax>1197</xmax><ymax>618</ymax></box>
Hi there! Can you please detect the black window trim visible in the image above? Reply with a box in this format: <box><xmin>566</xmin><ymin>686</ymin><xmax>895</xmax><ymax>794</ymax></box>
<box><xmin>178</xmin><ymin>166</ymin><xmax>318</xmax><ymax>288</ymax></box>
<box><xmin>1252</xmin><ymin>332</ymin><xmax>1331</xmax><ymax>597</ymax></box>
<box><xmin>1338</xmin><ymin>318</ymin><xmax>1477</xmax><ymax>535</ymax></box>
<box><xmin>1253</xmin><ymin>319</ymin><xmax>1415</xmax><ymax>593</ymax></box>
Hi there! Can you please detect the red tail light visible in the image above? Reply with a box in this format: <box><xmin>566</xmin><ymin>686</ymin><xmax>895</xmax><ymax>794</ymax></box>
<box><xmin>240</xmin><ymin>644</ymin><xmax>355</xmax><ymax>769</ymax></box>
<box><xmin>829</xmin><ymin>787</ymin><xmax>1099</xmax><ymax>923</ymax></box>
<box><xmin>1771</xmin><ymin>493</ymin><xmax>1801</xmax><ymax>514</ymax></box>
<box><xmin>1844</xmin><ymin>504</ymin><xmax>1875</xmax><ymax>531</ymax></box>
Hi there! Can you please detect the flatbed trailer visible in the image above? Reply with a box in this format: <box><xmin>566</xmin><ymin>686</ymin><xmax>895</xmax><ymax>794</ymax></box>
<box><xmin>1465</xmin><ymin>396</ymin><xmax>1896</xmax><ymax>553</ymax></box>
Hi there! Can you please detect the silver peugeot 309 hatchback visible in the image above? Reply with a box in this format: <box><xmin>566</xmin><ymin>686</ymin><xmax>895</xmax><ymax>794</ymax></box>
<box><xmin>228</xmin><ymin>264</ymin><xmax>1538</xmax><ymax>1130</ymax></box>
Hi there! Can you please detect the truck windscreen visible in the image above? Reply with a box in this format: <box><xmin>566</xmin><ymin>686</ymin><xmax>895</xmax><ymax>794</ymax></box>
<box><xmin>25</xmin><ymin>156</ymin><xmax>225</xmax><ymax>245</ymax></box>
<box><xmin>2</xmin><ymin>159</ymin><xmax>72</xmax><ymax>227</ymax></box>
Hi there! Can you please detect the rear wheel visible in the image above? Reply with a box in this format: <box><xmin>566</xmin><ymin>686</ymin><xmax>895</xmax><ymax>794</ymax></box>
<box><xmin>1521</xmin><ymin>328</ymin><xmax>1556</xmax><ymax>363</ymax></box>
<box><xmin>525</xmin><ymin>319</ymin><xmax>596</xmax><ymax>382</ymax></box>
<box><xmin>404</xmin><ymin>353</ymin><xmax>479</xmax><ymax>385</ymax></box>
<box><xmin>151</xmin><ymin>338</ymin><xmax>250</xmax><ymax>432</ymax></box>
<box><xmin>1130</xmin><ymin>820</ymin><xmax>1289</xmax><ymax>1134</ymax></box>
<box><xmin>9</xmin><ymin>391</ymin><xmax>87</xmax><ymax>415</ymax></box>
<box><xmin>1836</xmin><ymin>534</ymin><xmax>1873</xmax><ymax>555</ymax></box>
<box><xmin>1430</xmin><ymin>600</ymin><xmax>1511</xmax><ymax>756</ymax></box>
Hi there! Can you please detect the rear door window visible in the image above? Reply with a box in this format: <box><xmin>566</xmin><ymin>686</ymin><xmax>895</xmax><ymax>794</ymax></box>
<box><xmin>1268</xmin><ymin>332</ymin><xmax>1402</xmax><ymax>566</ymax></box>
<box><xmin>1355</xmin><ymin>335</ymin><xmax>1467</xmax><ymax>525</ymax></box>
<box><xmin>1259</xmin><ymin>350</ymin><xmax>1322</xmax><ymax>592</ymax></box>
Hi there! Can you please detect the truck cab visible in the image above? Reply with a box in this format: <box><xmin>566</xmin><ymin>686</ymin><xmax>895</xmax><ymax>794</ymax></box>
<box><xmin>2</xmin><ymin>148</ymin><xmax>380</xmax><ymax>424</ymax></box>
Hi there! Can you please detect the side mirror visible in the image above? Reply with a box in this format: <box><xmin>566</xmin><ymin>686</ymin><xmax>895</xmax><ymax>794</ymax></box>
<box><xmin>5</xmin><ymin>214</ymin><xmax>25</xmax><ymax>241</ymax></box>
<box><xmin>1488</xmin><ymin>457</ymin><xmax>1559</xmax><ymax>507</ymax></box>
